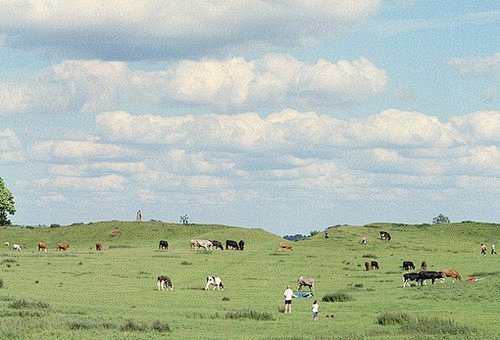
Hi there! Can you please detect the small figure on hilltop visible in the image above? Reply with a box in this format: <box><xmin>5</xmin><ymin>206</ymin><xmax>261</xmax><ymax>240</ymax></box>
<box><xmin>324</xmin><ymin>228</ymin><xmax>329</xmax><ymax>239</ymax></box>
<box><xmin>360</xmin><ymin>235</ymin><xmax>367</xmax><ymax>245</ymax></box>
<box><xmin>480</xmin><ymin>243</ymin><xmax>487</xmax><ymax>256</ymax></box>
<box><xmin>136</xmin><ymin>210</ymin><xmax>142</xmax><ymax>222</ymax></box>
<box><xmin>491</xmin><ymin>243</ymin><xmax>496</xmax><ymax>255</ymax></box>
<box><xmin>312</xmin><ymin>300</ymin><xmax>319</xmax><ymax>321</ymax></box>
<box><xmin>283</xmin><ymin>285</ymin><xmax>294</xmax><ymax>314</ymax></box>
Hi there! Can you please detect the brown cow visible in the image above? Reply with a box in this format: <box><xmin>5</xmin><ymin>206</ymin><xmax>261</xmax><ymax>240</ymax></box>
<box><xmin>37</xmin><ymin>242</ymin><xmax>48</xmax><ymax>252</ymax></box>
<box><xmin>364</xmin><ymin>261</ymin><xmax>371</xmax><ymax>271</ymax></box>
<box><xmin>421</xmin><ymin>261</ymin><xmax>428</xmax><ymax>271</ymax></box>
<box><xmin>96</xmin><ymin>242</ymin><xmax>103</xmax><ymax>251</ymax></box>
<box><xmin>56</xmin><ymin>242</ymin><xmax>70</xmax><ymax>251</ymax></box>
<box><xmin>277</xmin><ymin>242</ymin><xmax>293</xmax><ymax>251</ymax></box>
<box><xmin>440</xmin><ymin>269</ymin><xmax>462</xmax><ymax>282</ymax></box>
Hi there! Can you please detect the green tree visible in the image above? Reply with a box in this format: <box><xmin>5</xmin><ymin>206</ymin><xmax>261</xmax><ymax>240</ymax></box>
<box><xmin>432</xmin><ymin>213</ymin><xmax>450</xmax><ymax>225</ymax></box>
<box><xmin>0</xmin><ymin>177</ymin><xmax>16</xmax><ymax>226</ymax></box>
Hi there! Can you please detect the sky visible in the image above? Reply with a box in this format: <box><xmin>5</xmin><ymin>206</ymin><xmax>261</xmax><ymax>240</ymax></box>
<box><xmin>0</xmin><ymin>1</ymin><xmax>499</xmax><ymax>235</ymax></box>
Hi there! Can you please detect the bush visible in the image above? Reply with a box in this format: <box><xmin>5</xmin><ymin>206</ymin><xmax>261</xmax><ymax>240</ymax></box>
<box><xmin>151</xmin><ymin>320</ymin><xmax>171</xmax><ymax>332</ymax></box>
<box><xmin>377</xmin><ymin>311</ymin><xmax>413</xmax><ymax>325</ymax></box>
<box><xmin>120</xmin><ymin>319</ymin><xmax>148</xmax><ymax>332</ymax></box>
<box><xmin>225</xmin><ymin>310</ymin><xmax>275</xmax><ymax>321</ymax></box>
<box><xmin>322</xmin><ymin>292</ymin><xmax>354</xmax><ymax>302</ymax></box>
<box><xmin>50</xmin><ymin>224</ymin><xmax>60</xmax><ymax>228</ymax></box>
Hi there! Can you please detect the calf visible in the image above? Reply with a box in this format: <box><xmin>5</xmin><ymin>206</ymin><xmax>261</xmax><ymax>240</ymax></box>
<box><xmin>297</xmin><ymin>276</ymin><xmax>315</xmax><ymax>291</ymax></box>
<box><xmin>440</xmin><ymin>269</ymin><xmax>462</xmax><ymax>282</ymax></box>
<box><xmin>157</xmin><ymin>275</ymin><xmax>173</xmax><ymax>291</ymax></box>
<box><xmin>205</xmin><ymin>276</ymin><xmax>224</xmax><ymax>290</ymax></box>
<box><xmin>158</xmin><ymin>240</ymin><xmax>169</xmax><ymax>250</ymax></box>
<box><xmin>403</xmin><ymin>272</ymin><xmax>421</xmax><ymax>287</ymax></box>
<box><xmin>402</xmin><ymin>261</ymin><xmax>415</xmax><ymax>271</ymax></box>
<box><xmin>419</xmin><ymin>271</ymin><xmax>444</xmax><ymax>285</ymax></box>
<box><xmin>210</xmin><ymin>240</ymin><xmax>224</xmax><ymax>250</ymax></box>
<box><xmin>226</xmin><ymin>240</ymin><xmax>239</xmax><ymax>250</ymax></box>
<box><xmin>370</xmin><ymin>260</ymin><xmax>379</xmax><ymax>270</ymax></box>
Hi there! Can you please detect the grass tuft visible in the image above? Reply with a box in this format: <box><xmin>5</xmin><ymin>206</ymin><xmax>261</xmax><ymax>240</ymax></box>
<box><xmin>151</xmin><ymin>320</ymin><xmax>171</xmax><ymax>332</ymax></box>
<box><xmin>322</xmin><ymin>291</ymin><xmax>354</xmax><ymax>302</ymax></box>
<box><xmin>376</xmin><ymin>311</ymin><xmax>413</xmax><ymax>325</ymax></box>
<box><xmin>401</xmin><ymin>317</ymin><xmax>476</xmax><ymax>335</ymax></box>
<box><xmin>225</xmin><ymin>310</ymin><xmax>275</xmax><ymax>321</ymax></box>
<box><xmin>120</xmin><ymin>319</ymin><xmax>148</xmax><ymax>332</ymax></box>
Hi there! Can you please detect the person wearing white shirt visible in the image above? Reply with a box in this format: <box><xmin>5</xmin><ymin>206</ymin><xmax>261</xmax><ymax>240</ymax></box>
<box><xmin>283</xmin><ymin>285</ymin><xmax>294</xmax><ymax>313</ymax></box>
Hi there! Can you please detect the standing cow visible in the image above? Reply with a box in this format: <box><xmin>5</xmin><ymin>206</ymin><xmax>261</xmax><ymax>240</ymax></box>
<box><xmin>402</xmin><ymin>261</ymin><xmax>415</xmax><ymax>271</ymax></box>
<box><xmin>379</xmin><ymin>231</ymin><xmax>391</xmax><ymax>241</ymax></box>
<box><xmin>56</xmin><ymin>243</ymin><xmax>70</xmax><ymax>251</ymax></box>
<box><xmin>226</xmin><ymin>240</ymin><xmax>239</xmax><ymax>250</ymax></box>
<box><xmin>157</xmin><ymin>275</ymin><xmax>173</xmax><ymax>291</ymax></box>
<box><xmin>370</xmin><ymin>260</ymin><xmax>379</xmax><ymax>270</ymax></box>
<box><xmin>12</xmin><ymin>244</ymin><xmax>22</xmax><ymax>252</ymax></box>
<box><xmin>364</xmin><ymin>261</ymin><xmax>371</xmax><ymax>271</ymax></box>
<box><xmin>238</xmin><ymin>240</ymin><xmax>245</xmax><ymax>251</ymax></box>
<box><xmin>205</xmin><ymin>276</ymin><xmax>224</xmax><ymax>290</ymax></box>
<box><xmin>210</xmin><ymin>240</ymin><xmax>224</xmax><ymax>250</ymax></box>
<box><xmin>37</xmin><ymin>242</ymin><xmax>48</xmax><ymax>252</ymax></box>
<box><xmin>277</xmin><ymin>242</ymin><xmax>293</xmax><ymax>251</ymax></box>
<box><xmin>297</xmin><ymin>276</ymin><xmax>315</xmax><ymax>291</ymax></box>
<box><xmin>95</xmin><ymin>242</ymin><xmax>103</xmax><ymax>251</ymax></box>
<box><xmin>159</xmin><ymin>240</ymin><xmax>169</xmax><ymax>250</ymax></box>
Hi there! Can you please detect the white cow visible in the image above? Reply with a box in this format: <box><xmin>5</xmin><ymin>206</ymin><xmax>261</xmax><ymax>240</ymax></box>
<box><xmin>297</xmin><ymin>276</ymin><xmax>315</xmax><ymax>291</ymax></box>
<box><xmin>205</xmin><ymin>276</ymin><xmax>224</xmax><ymax>290</ymax></box>
<box><xmin>3</xmin><ymin>241</ymin><xmax>9</xmax><ymax>247</ymax></box>
<box><xmin>12</xmin><ymin>244</ymin><xmax>22</xmax><ymax>252</ymax></box>
<box><xmin>157</xmin><ymin>275</ymin><xmax>173</xmax><ymax>291</ymax></box>
<box><xmin>190</xmin><ymin>239</ymin><xmax>213</xmax><ymax>251</ymax></box>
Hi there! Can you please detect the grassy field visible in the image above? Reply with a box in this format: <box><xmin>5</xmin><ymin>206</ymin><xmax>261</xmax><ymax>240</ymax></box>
<box><xmin>0</xmin><ymin>221</ymin><xmax>498</xmax><ymax>339</ymax></box>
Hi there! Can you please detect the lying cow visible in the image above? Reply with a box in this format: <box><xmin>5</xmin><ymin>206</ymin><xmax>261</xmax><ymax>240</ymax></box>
<box><xmin>226</xmin><ymin>240</ymin><xmax>239</xmax><ymax>250</ymax></box>
<box><xmin>403</xmin><ymin>272</ymin><xmax>421</xmax><ymax>287</ymax></box>
<box><xmin>440</xmin><ymin>269</ymin><xmax>462</xmax><ymax>282</ymax></box>
<box><xmin>402</xmin><ymin>261</ymin><xmax>415</xmax><ymax>271</ymax></box>
<box><xmin>159</xmin><ymin>240</ymin><xmax>169</xmax><ymax>250</ymax></box>
<box><xmin>37</xmin><ymin>242</ymin><xmax>48</xmax><ymax>252</ymax></box>
<box><xmin>277</xmin><ymin>242</ymin><xmax>293</xmax><ymax>251</ymax></box>
<box><xmin>205</xmin><ymin>276</ymin><xmax>224</xmax><ymax>290</ymax></box>
<box><xmin>210</xmin><ymin>240</ymin><xmax>224</xmax><ymax>250</ymax></box>
<box><xmin>419</xmin><ymin>271</ymin><xmax>444</xmax><ymax>285</ymax></box>
<box><xmin>157</xmin><ymin>275</ymin><xmax>173</xmax><ymax>291</ymax></box>
<box><xmin>297</xmin><ymin>276</ymin><xmax>315</xmax><ymax>291</ymax></box>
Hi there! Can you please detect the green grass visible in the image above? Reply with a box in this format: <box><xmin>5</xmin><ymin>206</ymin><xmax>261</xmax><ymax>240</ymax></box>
<box><xmin>0</xmin><ymin>220</ymin><xmax>498</xmax><ymax>339</ymax></box>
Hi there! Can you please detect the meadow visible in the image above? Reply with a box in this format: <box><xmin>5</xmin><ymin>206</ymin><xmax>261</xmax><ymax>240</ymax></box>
<box><xmin>0</xmin><ymin>221</ymin><xmax>498</xmax><ymax>339</ymax></box>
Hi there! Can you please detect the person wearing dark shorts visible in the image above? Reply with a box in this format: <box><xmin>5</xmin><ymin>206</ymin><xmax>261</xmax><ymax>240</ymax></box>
<box><xmin>283</xmin><ymin>285</ymin><xmax>294</xmax><ymax>313</ymax></box>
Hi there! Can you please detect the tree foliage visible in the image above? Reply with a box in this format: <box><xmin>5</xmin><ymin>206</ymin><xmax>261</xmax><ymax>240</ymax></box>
<box><xmin>0</xmin><ymin>177</ymin><xmax>16</xmax><ymax>226</ymax></box>
<box><xmin>432</xmin><ymin>213</ymin><xmax>450</xmax><ymax>225</ymax></box>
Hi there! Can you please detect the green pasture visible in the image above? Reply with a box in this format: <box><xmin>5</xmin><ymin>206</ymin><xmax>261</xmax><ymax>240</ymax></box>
<box><xmin>0</xmin><ymin>221</ymin><xmax>498</xmax><ymax>339</ymax></box>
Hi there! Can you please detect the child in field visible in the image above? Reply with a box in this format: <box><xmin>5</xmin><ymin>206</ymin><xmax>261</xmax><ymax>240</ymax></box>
<box><xmin>312</xmin><ymin>300</ymin><xmax>319</xmax><ymax>321</ymax></box>
<box><xmin>480</xmin><ymin>243</ymin><xmax>487</xmax><ymax>256</ymax></box>
<box><xmin>491</xmin><ymin>243</ymin><xmax>496</xmax><ymax>255</ymax></box>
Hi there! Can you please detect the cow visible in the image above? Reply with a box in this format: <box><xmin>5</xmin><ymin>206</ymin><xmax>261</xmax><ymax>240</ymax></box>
<box><xmin>297</xmin><ymin>276</ymin><xmax>315</xmax><ymax>291</ymax></box>
<box><xmin>37</xmin><ymin>242</ymin><xmax>48</xmax><ymax>252</ymax></box>
<box><xmin>238</xmin><ymin>240</ymin><xmax>245</xmax><ymax>251</ymax></box>
<box><xmin>3</xmin><ymin>241</ymin><xmax>9</xmax><ymax>247</ymax></box>
<box><xmin>210</xmin><ymin>240</ymin><xmax>224</xmax><ymax>250</ymax></box>
<box><xmin>12</xmin><ymin>244</ymin><xmax>22</xmax><ymax>252</ymax></box>
<box><xmin>440</xmin><ymin>269</ymin><xmax>462</xmax><ymax>282</ymax></box>
<box><xmin>226</xmin><ymin>240</ymin><xmax>239</xmax><ymax>250</ymax></box>
<box><xmin>95</xmin><ymin>242</ymin><xmax>103</xmax><ymax>251</ymax></box>
<box><xmin>190</xmin><ymin>239</ymin><xmax>212</xmax><ymax>251</ymax></box>
<box><xmin>157</xmin><ymin>275</ymin><xmax>173</xmax><ymax>291</ymax></box>
<box><xmin>56</xmin><ymin>242</ymin><xmax>70</xmax><ymax>251</ymax></box>
<box><xmin>402</xmin><ymin>261</ymin><xmax>415</xmax><ymax>271</ymax></box>
<box><xmin>277</xmin><ymin>242</ymin><xmax>293</xmax><ymax>251</ymax></box>
<box><xmin>370</xmin><ymin>260</ymin><xmax>379</xmax><ymax>270</ymax></box>
<box><xmin>159</xmin><ymin>240</ymin><xmax>169</xmax><ymax>250</ymax></box>
<box><xmin>205</xmin><ymin>276</ymin><xmax>224</xmax><ymax>290</ymax></box>
<box><xmin>364</xmin><ymin>261</ymin><xmax>371</xmax><ymax>271</ymax></box>
<box><xmin>403</xmin><ymin>272</ymin><xmax>421</xmax><ymax>287</ymax></box>
<box><xmin>420</xmin><ymin>261</ymin><xmax>428</xmax><ymax>271</ymax></box>
<box><xmin>379</xmin><ymin>231</ymin><xmax>391</xmax><ymax>240</ymax></box>
<box><xmin>419</xmin><ymin>271</ymin><xmax>444</xmax><ymax>285</ymax></box>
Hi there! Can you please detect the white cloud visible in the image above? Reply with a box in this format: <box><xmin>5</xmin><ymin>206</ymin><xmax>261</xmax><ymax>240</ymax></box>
<box><xmin>34</xmin><ymin>174</ymin><xmax>125</xmax><ymax>191</ymax></box>
<box><xmin>31</xmin><ymin>139</ymin><xmax>131</xmax><ymax>161</ymax></box>
<box><xmin>449</xmin><ymin>52</ymin><xmax>500</xmax><ymax>77</ymax></box>
<box><xmin>0</xmin><ymin>128</ymin><xmax>24</xmax><ymax>162</ymax></box>
<box><xmin>449</xmin><ymin>111</ymin><xmax>500</xmax><ymax>143</ymax></box>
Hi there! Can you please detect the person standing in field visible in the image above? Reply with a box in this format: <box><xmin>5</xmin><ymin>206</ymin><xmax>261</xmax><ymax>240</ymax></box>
<box><xmin>491</xmin><ymin>243</ymin><xmax>496</xmax><ymax>255</ymax></box>
<box><xmin>136</xmin><ymin>210</ymin><xmax>142</xmax><ymax>221</ymax></box>
<box><xmin>283</xmin><ymin>285</ymin><xmax>294</xmax><ymax>314</ymax></box>
<box><xmin>480</xmin><ymin>243</ymin><xmax>487</xmax><ymax>255</ymax></box>
<box><xmin>312</xmin><ymin>300</ymin><xmax>319</xmax><ymax>321</ymax></box>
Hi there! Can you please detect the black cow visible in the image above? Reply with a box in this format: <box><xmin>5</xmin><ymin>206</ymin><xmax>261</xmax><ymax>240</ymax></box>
<box><xmin>238</xmin><ymin>240</ymin><xmax>245</xmax><ymax>251</ymax></box>
<box><xmin>210</xmin><ymin>240</ymin><xmax>224</xmax><ymax>250</ymax></box>
<box><xmin>226</xmin><ymin>240</ymin><xmax>239</xmax><ymax>250</ymax></box>
<box><xmin>402</xmin><ymin>261</ymin><xmax>415</xmax><ymax>271</ymax></box>
<box><xmin>403</xmin><ymin>272</ymin><xmax>421</xmax><ymax>287</ymax></box>
<box><xmin>379</xmin><ymin>231</ymin><xmax>391</xmax><ymax>240</ymax></box>
<box><xmin>419</xmin><ymin>271</ymin><xmax>444</xmax><ymax>285</ymax></box>
<box><xmin>159</xmin><ymin>240</ymin><xmax>169</xmax><ymax>250</ymax></box>
<box><xmin>370</xmin><ymin>260</ymin><xmax>379</xmax><ymax>270</ymax></box>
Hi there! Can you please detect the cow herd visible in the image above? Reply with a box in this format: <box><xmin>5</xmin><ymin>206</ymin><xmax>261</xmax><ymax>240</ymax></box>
<box><xmin>3</xmin><ymin>241</ymin><xmax>104</xmax><ymax>252</ymax></box>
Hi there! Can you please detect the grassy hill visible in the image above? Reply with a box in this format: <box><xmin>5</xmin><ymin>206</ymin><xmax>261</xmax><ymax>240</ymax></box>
<box><xmin>0</xmin><ymin>221</ymin><xmax>498</xmax><ymax>339</ymax></box>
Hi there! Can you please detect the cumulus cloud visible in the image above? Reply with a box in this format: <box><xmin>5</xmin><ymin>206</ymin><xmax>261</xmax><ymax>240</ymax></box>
<box><xmin>0</xmin><ymin>0</ymin><xmax>380</xmax><ymax>60</ymax></box>
<box><xmin>0</xmin><ymin>128</ymin><xmax>24</xmax><ymax>162</ymax></box>
<box><xmin>34</xmin><ymin>174</ymin><xmax>125</xmax><ymax>191</ymax></box>
<box><xmin>449</xmin><ymin>52</ymin><xmax>500</xmax><ymax>77</ymax></box>
<box><xmin>449</xmin><ymin>111</ymin><xmax>500</xmax><ymax>143</ymax></box>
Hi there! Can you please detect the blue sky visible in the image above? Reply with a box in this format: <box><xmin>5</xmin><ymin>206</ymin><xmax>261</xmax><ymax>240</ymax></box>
<box><xmin>1</xmin><ymin>1</ymin><xmax>499</xmax><ymax>235</ymax></box>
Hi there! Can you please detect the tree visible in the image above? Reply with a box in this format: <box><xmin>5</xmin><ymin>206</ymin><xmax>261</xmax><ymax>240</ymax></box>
<box><xmin>432</xmin><ymin>213</ymin><xmax>450</xmax><ymax>225</ymax></box>
<box><xmin>0</xmin><ymin>177</ymin><xmax>16</xmax><ymax>226</ymax></box>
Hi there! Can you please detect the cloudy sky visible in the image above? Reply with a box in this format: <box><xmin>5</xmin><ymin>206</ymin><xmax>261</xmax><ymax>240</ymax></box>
<box><xmin>1</xmin><ymin>1</ymin><xmax>499</xmax><ymax>235</ymax></box>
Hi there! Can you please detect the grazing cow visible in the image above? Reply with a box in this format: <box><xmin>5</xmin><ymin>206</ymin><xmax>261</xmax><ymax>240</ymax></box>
<box><xmin>95</xmin><ymin>242</ymin><xmax>103</xmax><ymax>251</ymax></box>
<box><xmin>379</xmin><ymin>231</ymin><xmax>391</xmax><ymax>240</ymax></box>
<box><xmin>371</xmin><ymin>260</ymin><xmax>379</xmax><ymax>270</ymax></box>
<box><xmin>403</xmin><ymin>272</ymin><xmax>422</xmax><ymax>287</ymax></box>
<box><xmin>226</xmin><ymin>240</ymin><xmax>239</xmax><ymax>250</ymax></box>
<box><xmin>210</xmin><ymin>240</ymin><xmax>224</xmax><ymax>250</ymax></box>
<box><xmin>364</xmin><ymin>261</ymin><xmax>371</xmax><ymax>271</ymax></box>
<box><xmin>157</xmin><ymin>275</ymin><xmax>173</xmax><ymax>291</ymax></box>
<box><xmin>297</xmin><ymin>276</ymin><xmax>315</xmax><ymax>291</ymax></box>
<box><xmin>419</xmin><ymin>271</ymin><xmax>444</xmax><ymax>285</ymax></box>
<box><xmin>3</xmin><ymin>241</ymin><xmax>9</xmax><ymax>247</ymax></box>
<box><xmin>402</xmin><ymin>261</ymin><xmax>415</xmax><ymax>271</ymax></box>
<box><xmin>277</xmin><ymin>242</ymin><xmax>293</xmax><ymax>251</ymax></box>
<box><xmin>205</xmin><ymin>276</ymin><xmax>224</xmax><ymax>290</ymax></box>
<box><xmin>37</xmin><ymin>242</ymin><xmax>48</xmax><ymax>252</ymax></box>
<box><xmin>12</xmin><ymin>244</ymin><xmax>22</xmax><ymax>252</ymax></box>
<box><xmin>190</xmin><ymin>239</ymin><xmax>212</xmax><ymax>251</ymax></box>
<box><xmin>238</xmin><ymin>240</ymin><xmax>245</xmax><ymax>251</ymax></box>
<box><xmin>420</xmin><ymin>261</ymin><xmax>428</xmax><ymax>271</ymax></box>
<box><xmin>56</xmin><ymin>242</ymin><xmax>70</xmax><ymax>251</ymax></box>
<box><xmin>159</xmin><ymin>240</ymin><xmax>169</xmax><ymax>250</ymax></box>
<box><xmin>440</xmin><ymin>269</ymin><xmax>462</xmax><ymax>282</ymax></box>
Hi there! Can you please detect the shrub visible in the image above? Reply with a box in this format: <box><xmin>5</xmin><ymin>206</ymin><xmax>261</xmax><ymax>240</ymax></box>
<box><xmin>322</xmin><ymin>292</ymin><xmax>354</xmax><ymax>302</ymax></box>
<box><xmin>222</xmin><ymin>296</ymin><xmax>230</xmax><ymax>301</ymax></box>
<box><xmin>151</xmin><ymin>320</ymin><xmax>171</xmax><ymax>332</ymax></box>
<box><xmin>120</xmin><ymin>319</ymin><xmax>148</xmax><ymax>332</ymax></box>
<box><xmin>376</xmin><ymin>311</ymin><xmax>413</xmax><ymax>325</ymax></box>
<box><xmin>225</xmin><ymin>310</ymin><xmax>275</xmax><ymax>321</ymax></box>
<box><xmin>50</xmin><ymin>223</ymin><xmax>60</xmax><ymax>228</ymax></box>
